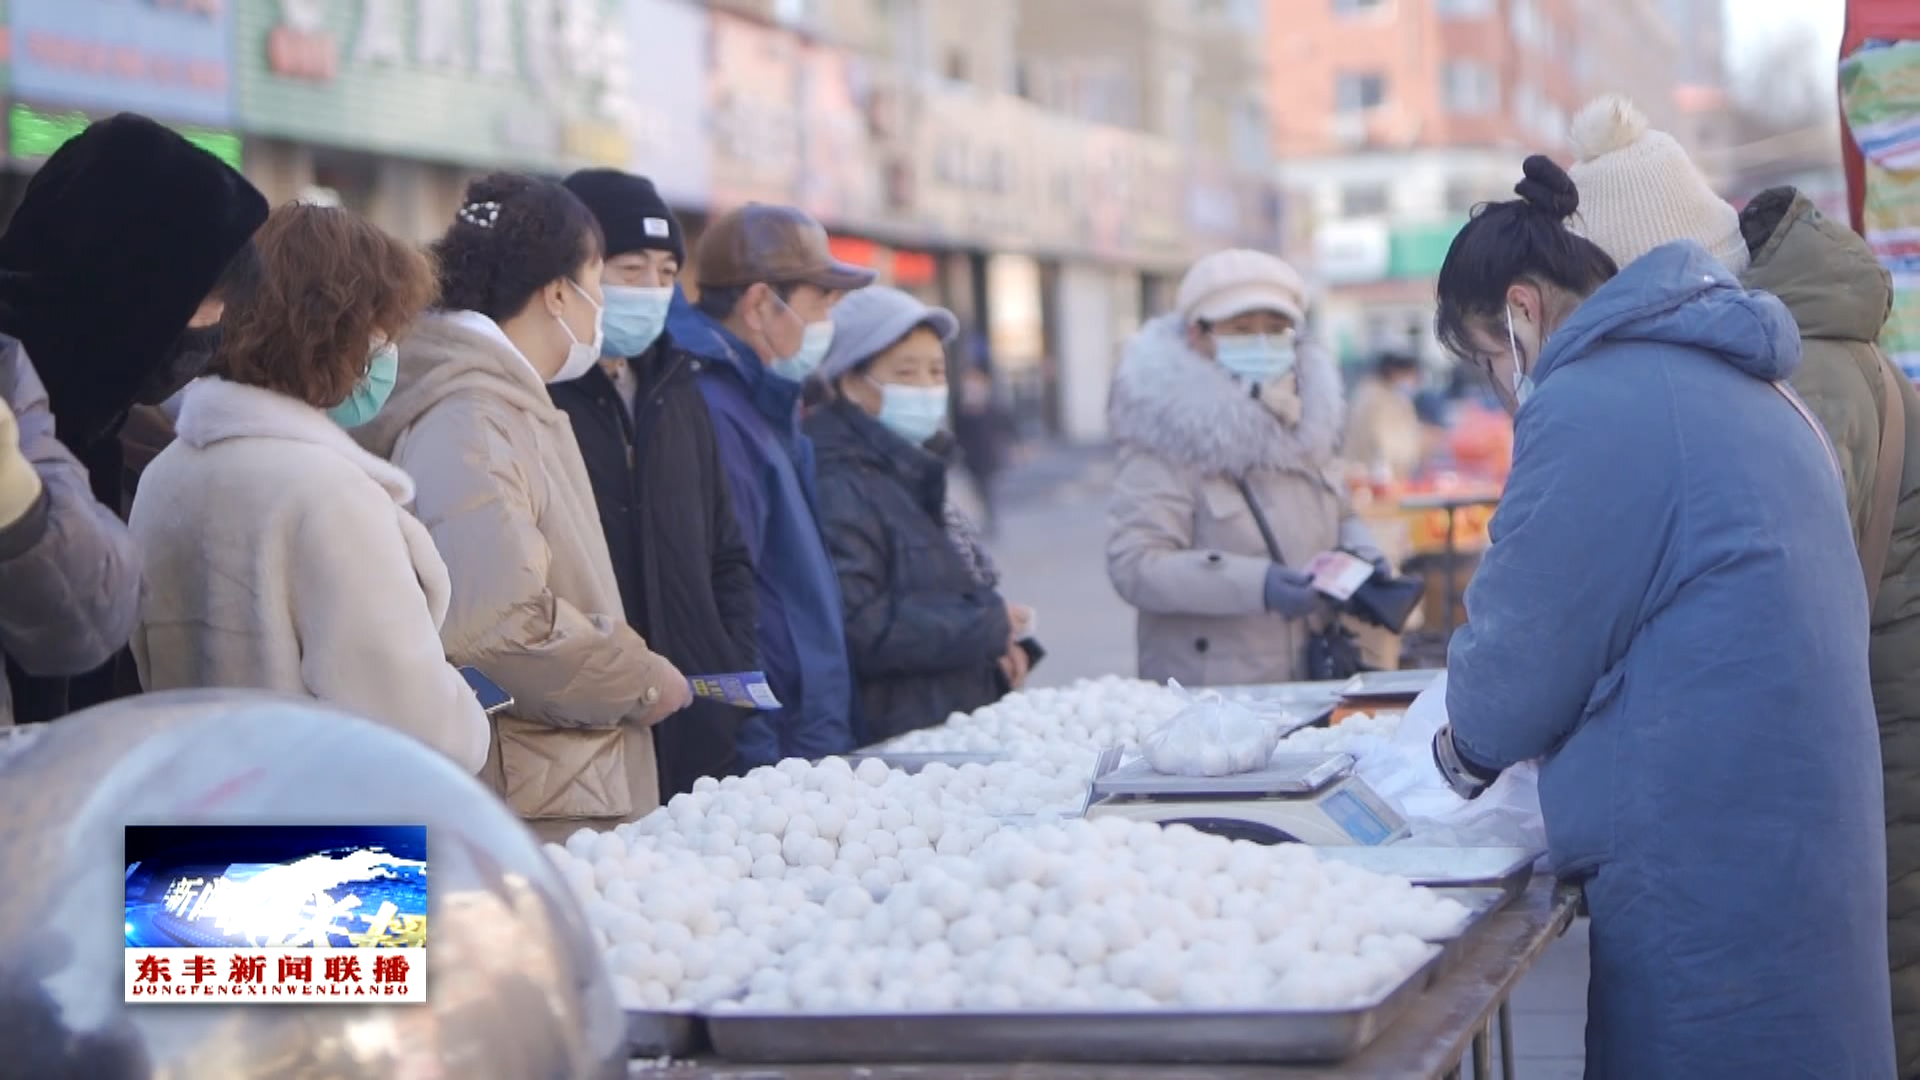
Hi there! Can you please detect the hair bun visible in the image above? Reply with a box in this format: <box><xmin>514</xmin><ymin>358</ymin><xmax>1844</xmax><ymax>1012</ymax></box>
<box><xmin>1513</xmin><ymin>155</ymin><xmax>1579</xmax><ymax>220</ymax></box>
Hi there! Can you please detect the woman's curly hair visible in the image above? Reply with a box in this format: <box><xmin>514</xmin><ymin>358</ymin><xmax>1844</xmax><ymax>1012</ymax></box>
<box><xmin>210</xmin><ymin>203</ymin><xmax>437</xmax><ymax>409</ymax></box>
<box><xmin>432</xmin><ymin>173</ymin><xmax>603</xmax><ymax>322</ymax></box>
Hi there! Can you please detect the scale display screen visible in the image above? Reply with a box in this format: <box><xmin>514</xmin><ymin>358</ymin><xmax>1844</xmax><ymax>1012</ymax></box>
<box><xmin>1321</xmin><ymin>788</ymin><xmax>1397</xmax><ymax>846</ymax></box>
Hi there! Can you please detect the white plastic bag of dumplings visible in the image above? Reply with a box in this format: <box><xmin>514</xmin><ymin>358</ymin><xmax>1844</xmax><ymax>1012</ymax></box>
<box><xmin>1141</xmin><ymin>681</ymin><xmax>1282</xmax><ymax>777</ymax></box>
<box><xmin>1353</xmin><ymin>672</ymin><xmax>1546</xmax><ymax>850</ymax></box>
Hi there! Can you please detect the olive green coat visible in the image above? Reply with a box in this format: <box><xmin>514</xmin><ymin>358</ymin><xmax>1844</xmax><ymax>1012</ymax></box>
<box><xmin>1741</xmin><ymin>187</ymin><xmax>1920</xmax><ymax>1076</ymax></box>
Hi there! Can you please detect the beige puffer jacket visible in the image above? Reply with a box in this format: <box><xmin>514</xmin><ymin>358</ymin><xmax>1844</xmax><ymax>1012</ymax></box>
<box><xmin>356</xmin><ymin>311</ymin><xmax>678</xmax><ymax>838</ymax></box>
<box><xmin>1107</xmin><ymin>315</ymin><xmax>1354</xmax><ymax>686</ymax></box>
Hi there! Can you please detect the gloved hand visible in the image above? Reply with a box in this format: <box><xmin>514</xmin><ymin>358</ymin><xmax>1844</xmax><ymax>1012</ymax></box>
<box><xmin>1263</xmin><ymin>565</ymin><xmax>1320</xmax><ymax>619</ymax></box>
<box><xmin>0</xmin><ymin>396</ymin><xmax>45</xmax><ymax>531</ymax></box>
<box><xmin>1338</xmin><ymin>516</ymin><xmax>1391</xmax><ymax>577</ymax></box>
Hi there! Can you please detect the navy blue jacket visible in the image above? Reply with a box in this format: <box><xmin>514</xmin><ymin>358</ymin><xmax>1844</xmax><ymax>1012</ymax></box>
<box><xmin>667</xmin><ymin>292</ymin><xmax>855</xmax><ymax>764</ymax></box>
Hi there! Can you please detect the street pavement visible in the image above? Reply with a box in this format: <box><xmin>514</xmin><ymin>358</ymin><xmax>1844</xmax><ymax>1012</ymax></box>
<box><xmin>984</xmin><ymin>445</ymin><xmax>1591</xmax><ymax>1076</ymax></box>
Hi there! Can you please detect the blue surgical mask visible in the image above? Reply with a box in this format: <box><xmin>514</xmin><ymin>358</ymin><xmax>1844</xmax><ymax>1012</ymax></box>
<box><xmin>601</xmin><ymin>284</ymin><xmax>672</xmax><ymax>358</ymax></box>
<box><xmin>868</xmin><ymin>378</ymin><xmax>949</xmax><ymax>445</ymax></box>
<box><xmin>1213</xmin><ymin>332</ymin><xmax>1297</xmax><ymax>383</ymax></box>
<box><xmin>328</xmin><ymin>342</ymin><xmax>399</xmax><ymax>429</ymax></box>
<box><xmin>1504</xmin><ymin>305</ymin><xmax>1534</xmax><ymax>410</ymax></box>
<box><xmin>770</xmin><ymin>319</ymin><xmax>835</xmax><ymax>383</ymax></box>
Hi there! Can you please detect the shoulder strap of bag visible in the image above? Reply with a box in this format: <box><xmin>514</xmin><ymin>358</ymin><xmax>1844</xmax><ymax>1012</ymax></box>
<box><xmin>1233</xmin><ymin>475</ymin><xmax>1287</xmax><ymax>565</ymax></box>
<box><xmin>1772</xmin><ymin>380</ymin><xmax>1843</xmax><ymax>481</ymax></box>
<box><xmin>1862</xmin><ymin>354</ymin><xmax>1907</xmax><ymax>609</ymax></box>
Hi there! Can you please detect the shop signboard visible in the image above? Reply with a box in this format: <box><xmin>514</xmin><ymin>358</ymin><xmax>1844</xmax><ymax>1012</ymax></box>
<box><xmin>236</xmin><ymin>0</ymin><xmax>631</xmax><ymax>173</ymax></box>
<box><xmin>621</xmin><ymin>0</ymin><xmax>708</xmax><ymax>207</ymax></box>
<box><xmin>1314</xmin><ymin>219</ymin><xmax>1390</xmax><ymax>285</ymax></box>
<box><xmin>1387</xmin><ymin>219</ymin><xmax>1466</xmax><ymax>280</ymax></box>
<box><xmin>706</xmin><ymin>12</ymin><xmax>801</xmax><ymax>208</ymax></box>
<box><xmin>11</xmin><ymin>0</ymin><xmax>232</xmax><ymax>126</ymax></box>
<box><xmin>9</xmin><ymin>101</ymin><xmax>242</xmax><ymax>169</ymax></box>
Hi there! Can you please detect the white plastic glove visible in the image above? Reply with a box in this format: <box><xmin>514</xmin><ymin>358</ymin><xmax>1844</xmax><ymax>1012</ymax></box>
<box><xmin>0</xmin><ymin>396</ymin><xmax>44</xmax><ymax>530</ymax></box>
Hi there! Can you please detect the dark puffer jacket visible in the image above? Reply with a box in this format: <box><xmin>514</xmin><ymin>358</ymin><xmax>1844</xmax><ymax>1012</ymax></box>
<box><xmin>550</xmin><ymin>335</ymin><xmax>759</xmax><ymax>795</ymax></box>
<box><xmin>805</xmin><ymin>399</ymin><xmax>1011</xmax><ymax>742</ymax></box>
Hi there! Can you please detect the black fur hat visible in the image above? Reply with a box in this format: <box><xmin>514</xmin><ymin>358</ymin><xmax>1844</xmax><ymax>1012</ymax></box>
<box><xmin>0</xmin><ymin>113</ymin><xmax>268</xmax><ymax>453</ymax></box>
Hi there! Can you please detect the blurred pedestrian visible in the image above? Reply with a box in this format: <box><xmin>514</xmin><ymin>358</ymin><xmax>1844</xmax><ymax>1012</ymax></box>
<box><xmin>1432</xmin><ymin>154</ymin><xmax>1894</xmax><ymax>1078</ymax></box>
<box><xmin>665</xmin><ymin>203</ymin><xmax>875</xmax><ymax>762</ymax></box>
<box><xmin>808</xmin><ymin>287</ymin><xmax>1031</xmax><ymax>740</ymax></box>
<box><xmin>952</xmin><ymin>363</ymin><xmax>1012</xmax><ymax>536</ymax></box>
<box><xmin>1343</xmin><ymin>351</ymin><xmax>1423</xmax><ymax>483</ymax></box>
<box><xmin>129</xmin><ymin>204</ymin><xmax>487</xmax><ymax>772</ymax></box>
<box><xmin>355</xmin><ymin>174</ymin><xmax>690</xmax><ymax>838</ymax></box>
<box><xmin>1569</xmin><ymin>96</ymin><xmax>1920</xmax><ymax>1068</ymax></box>
<box><xmin>553</xmin><ymin>170</ymin><xmax>759</xmax><ymax>796</ymax></box>
<box><xmin>1107</xmin><ymin>249</ymin><xmax>1384</xmax><ymax>685</ymax></box>
<box><xmin>0</xmin><ymin>112</ymin><xmax>267</xmax><ymax>723</ymax></box>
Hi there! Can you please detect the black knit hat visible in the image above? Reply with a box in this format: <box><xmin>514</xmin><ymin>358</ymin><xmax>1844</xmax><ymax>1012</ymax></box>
<box><xmin>563</xmin><ymin>169</ymin><xmax>684</xmax><ymax>264</ymax></box>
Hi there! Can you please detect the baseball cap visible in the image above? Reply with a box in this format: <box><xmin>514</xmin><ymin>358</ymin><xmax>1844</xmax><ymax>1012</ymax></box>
<box><xmin>1176</xmin><ymin>249</ymin><xmax>1308</xmax><ymax>327</ymax></box>
<box><xmin>695</xmin><ymin>203</ymin><xmax>877</xmax><ymax>293</ymax></box>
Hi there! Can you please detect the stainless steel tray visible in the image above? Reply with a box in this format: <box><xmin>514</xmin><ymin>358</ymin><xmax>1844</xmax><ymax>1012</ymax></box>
<box><xmin>1317</xmin><ymin>846</ymin><xmax>1541</xmax><ymax>904</ymax></box>
<box><xmin>1092</xmin><ymin>752</ymin><xmax>1355</xmax><ymax>799</ymax></box>
<box><xmin>1220</xmin><ymin>681</ymin><xmax>1346</xmax><ymax>719</ymax></box>
<box><xmin>625</xmin><ymin>1009</ymin><xmax>706</xmax><ymax>1058</ymax></box>
<box><xmin>1339</xmin><ymin>669</ymin><xmax>1443</xmax><ymax>699</ymax></box>
<box><xmin>845</xmin><ymin>749</ymin><xmax>1008</xmax><ymax>773</ymax></box>
<box><xmin>705</xmin><ymin>952</ymin><xmax>1441</xmax><ymax>1064</ymax></box>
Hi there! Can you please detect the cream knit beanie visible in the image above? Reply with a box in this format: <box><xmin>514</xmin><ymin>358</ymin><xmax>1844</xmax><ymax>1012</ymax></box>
<box><xmin>1566</xmin><ymin>96</ymin><xmax>1749</xmax><ymax>274</ymax></box>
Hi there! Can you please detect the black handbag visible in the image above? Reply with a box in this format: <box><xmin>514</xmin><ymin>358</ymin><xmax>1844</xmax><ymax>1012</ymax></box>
<box><xmin>1233</xmin><ymin>475</ymin><xmax>1369</xmax><ymax>681</ymax></box>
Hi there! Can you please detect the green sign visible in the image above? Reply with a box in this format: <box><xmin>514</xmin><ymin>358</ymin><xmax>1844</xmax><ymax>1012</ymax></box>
<box><xmin>8</xmin><ymin>104</ymin><xmax>243</xmax><ymax>169</ymax></box>
<box><xmin>1388</xmin><ymin>220</ymin><xmax>1467</xmax><ymax>280</ymax></box>
<box><xmin>234</xmin><ymin>0</ymin><xmax>631</xmax><ymax>172</ymax></box>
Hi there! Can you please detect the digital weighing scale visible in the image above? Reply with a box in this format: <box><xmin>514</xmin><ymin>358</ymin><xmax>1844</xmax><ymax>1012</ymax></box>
<box><xmin>1085</xmin><ymin>752</ymin><xmax>1409</xmax><ymax>846</ymax></box>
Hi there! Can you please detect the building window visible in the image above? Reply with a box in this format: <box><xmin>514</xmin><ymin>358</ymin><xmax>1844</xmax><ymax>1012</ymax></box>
<box><xmin>1342</xmin><ymin>183</ymin><xmax>1390</xmax><ymax>217</ymax></box>
<box><xmin>1441</xmin><ymin>61</ymin><xmax>1498</xmax><ymax>113</ymax></box>
<box><xmin>1335</xmin><ymin>72</ymin><xmax>1387</xmax><ymax>113</ymax></box>
<box><xmin>1333</xmin><ymin>0</ymin><xmax>1386</xmax><ymax>14</ymax></box>
<box><xmin>1435</xmin><ymin>0</ymin><xmax>1493</xmax><ymax>15</ymax></box>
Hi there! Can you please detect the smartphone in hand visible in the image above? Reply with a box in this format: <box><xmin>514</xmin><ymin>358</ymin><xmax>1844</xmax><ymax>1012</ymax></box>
<box><xmin>460</xmin><ymin>667</ymin><xmax>514</xmax><ymax>716</ymax></box>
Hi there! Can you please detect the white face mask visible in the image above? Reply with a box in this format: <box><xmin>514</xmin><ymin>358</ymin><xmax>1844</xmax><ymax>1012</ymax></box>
<box><xmin>771</xmin><ymin>319</ymin><xmax>835</xmax><ymax>384</ymax></box>
<box><xmin>867</xmin><ymin>378</ymin><xmax>950</xmax><ymax>445</ymax></box>
<box><xmin>552</xmin><ymin>279</ymin><xmax>605</xmax><ymax>383</ymax></box>
<box><xmin>1504</xmin><ymin>304</ymin><xmax>1534</xmax><ymax>410</ymax></box>
<box><xmin>1213</xmin><ymin>331</ymin><xmax>1297</xmax><ymax>383</ymax></box>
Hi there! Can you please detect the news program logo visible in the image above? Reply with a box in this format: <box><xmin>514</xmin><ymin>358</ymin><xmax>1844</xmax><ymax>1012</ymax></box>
<box><xmin>124</xmin><ymin>825</ymin><xmax>426</xmax><ymax>1003</ymax></box>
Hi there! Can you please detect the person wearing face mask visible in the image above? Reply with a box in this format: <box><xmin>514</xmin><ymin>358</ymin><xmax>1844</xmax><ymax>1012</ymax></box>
<box><xmin>1107</xmin><ymin>249</ymin><xmax>1386</xmax><ymax>686</ymax></box>
<box><xmin>550</xmin><ymin>170</ymin><xmax>759</xmax><ymax>796</ymax></box>
<box><xmin>1429</xmin><ymin>155</ymin><xmax>1893</xmax><ymax>1078</ymax></box>
<box><xmin>353</xmin><ymin>174</ymin><xmax>692</xmax><ymax>838</ymax></box>
<box><xmin>1566</xmin><ymin>99</ymin><xmax>1920</xmax><ymax>1068</ymax></box>
<box><xmin>665</xmin><ymin>203</ymin><xmax>876</xmax><ymax>765</ymax></box>
<box><xmin>804</xmin><ymin>287</ymin><xmax>1031</xmax><ymax>740</ymax></box>
<box><xmin>1343</xmin><ymin>351</ymin><xmax>1425</xmax><ymax>485</ymax></box>
<box><xmin>126</xmin><ymin>205</ymin><xmax>488</xmax><ymax>771</ymax></box>
<box><xmin>0</xmin><ymin>112</ymin><xmax>267</xmax><ymax>723</ymax></box>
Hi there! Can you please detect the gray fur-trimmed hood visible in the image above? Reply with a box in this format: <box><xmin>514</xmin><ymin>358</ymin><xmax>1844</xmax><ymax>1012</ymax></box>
<box><xmin>1109</xmin><ymin>314</ymin><xmax>1345</xmax><ymax>476</ymax></box>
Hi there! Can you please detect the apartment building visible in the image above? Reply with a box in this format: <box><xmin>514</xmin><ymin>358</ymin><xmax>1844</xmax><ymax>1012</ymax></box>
<box><xmin>1268</xmin><ymin>0</ymin><xmax>1683</xmax><ymax>367</ymax></box>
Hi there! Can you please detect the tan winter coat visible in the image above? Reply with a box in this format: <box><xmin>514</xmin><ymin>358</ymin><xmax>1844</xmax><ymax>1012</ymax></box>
<box><xmin>129</xmin><ymin>378</ymin><xmax>490</xmax><ymax>773</ymax></box>
<box><xmin>1344</xmin><ymin>375</ymin><xmax>1423</xmax><ymax>482</ymax></box>
<box><xmin>1107</xmin><ymin>315</ymin><xmax>1353</xmax><ymax>685</ymax></box>
<box><xmin>355</xmin><ymin>312</ymin><xmax>677</xmax><ymax>836</ymax></box>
